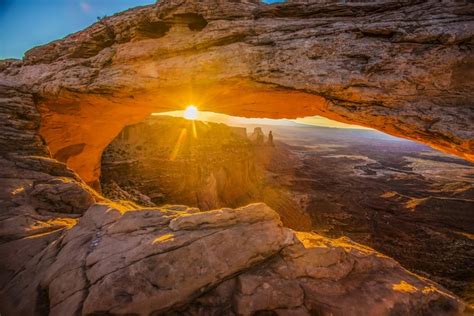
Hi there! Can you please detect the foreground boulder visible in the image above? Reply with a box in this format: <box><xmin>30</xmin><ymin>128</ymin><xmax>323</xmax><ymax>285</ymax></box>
<box><xmin>0</xmin><ymin>202</ymin><xmax>464</xmax><ymax>315</ymax></box>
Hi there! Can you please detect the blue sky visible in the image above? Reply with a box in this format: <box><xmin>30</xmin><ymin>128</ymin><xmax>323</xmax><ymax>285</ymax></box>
<box><xmin>0</xmin><ymin>0</ymin><xmax>283</xmax><ymax>59</ymax></box>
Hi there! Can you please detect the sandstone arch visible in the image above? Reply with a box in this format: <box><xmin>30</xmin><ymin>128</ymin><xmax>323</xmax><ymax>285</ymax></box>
<box><xmin>1</xmin><ymin>0</ymin><xmax>473</xmax><ymax>188</ymax></box>
<box><xmin>1</xmin><ymin>1</ymin><xmax>473</xmax><ymax>314</ymax></box>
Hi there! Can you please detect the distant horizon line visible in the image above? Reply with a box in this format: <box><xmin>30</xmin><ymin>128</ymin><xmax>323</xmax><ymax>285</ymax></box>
<box><xmin>153</xmin><ymin>110</ymin><xmax>374</xmax><ymax>131</ymax></box>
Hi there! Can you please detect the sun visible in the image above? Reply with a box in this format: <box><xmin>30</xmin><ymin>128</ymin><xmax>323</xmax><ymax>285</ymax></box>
<box><xmin>183</xmin><ymin>105</ymin><xmax>199</xmax><ymax>120</ymax></box>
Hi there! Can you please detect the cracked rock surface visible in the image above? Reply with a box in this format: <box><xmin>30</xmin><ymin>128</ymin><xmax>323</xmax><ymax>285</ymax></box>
<box><xmin>0</xmin><ymin>202</ymin><xmax>464</xmax><ymax>315</ymax></box>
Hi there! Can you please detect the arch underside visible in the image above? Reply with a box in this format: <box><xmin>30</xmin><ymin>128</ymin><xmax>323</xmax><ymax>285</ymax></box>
<box><xmin>2</xmin><ymin>0</ymin><xmax>473</xmax><ymax>186</ymax></box>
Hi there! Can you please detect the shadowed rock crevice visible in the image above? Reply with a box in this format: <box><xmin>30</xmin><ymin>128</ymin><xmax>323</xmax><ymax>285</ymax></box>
<box><xmin>166</xmin><ymin>13</ymin><xmax>209</xmax><ymax>31</ymax></box>
<box><xmin>53</xmin><ymin>143</ymin><xmax>86</xmax><ymax>163</ymax></box>
<box><xmin>35</xmin><ymin>285</ymin><xmax>50</xmax><ymax>316</ymax></box>
<box><xmin>134</xmin><ymin>20</ymin><xmax>171</xmax><ymax>39</ymax></box>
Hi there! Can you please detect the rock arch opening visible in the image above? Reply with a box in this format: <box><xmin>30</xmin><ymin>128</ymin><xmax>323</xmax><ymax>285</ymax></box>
<box><xmin>36</xmin><ymin>83</ymin><xmax>337</xmax><ymax>189</ymax></box>
<box><xmin>36</xmin><ymin>76</ymin><xmax>472</xmax><ymax>191</ymax></box>
<box><xmin>21</xmin><ymin>0</ymin><xmax>470</xmax><ymax>190</ymax></box>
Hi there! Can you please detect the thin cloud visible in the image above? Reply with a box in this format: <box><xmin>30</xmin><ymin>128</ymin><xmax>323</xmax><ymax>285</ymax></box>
<box><xmin>79</xmin><ymin>1</ymin><xmax>91</xmax><ymax>13</ymax></box>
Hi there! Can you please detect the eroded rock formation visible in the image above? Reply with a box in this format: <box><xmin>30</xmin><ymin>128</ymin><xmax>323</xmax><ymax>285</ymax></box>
<box><xmin>101</xmin><ymin>115</ymin><xmax>474</xmax><ymax>303</ymax></box>
<box><xmin>1</xmin><ymin>202</ymin><xmax>465</xmax><ymax>315</ymax></box>
<box><xmin>100</xmin><ymin>116</ymin><xmax>313</xmax><ymax>231</ymax></box>
<box><xmin>1</xmin><ymin>0</ymin><xmax>472</xmax><ymax>187</ymax></box>
<box><xmin>0</xmin><ymin>0</ymin><xmax>473</xmax><ymax>314</ymax></box>
<box><xmin>250</xmin><ymin>127</ymin><xmax>265</xmax><ymax>145</ymax></box>
<box><xmin>101</xmin><ymin>116</ymin><xmax>259</xmax><ymax>209</ymax></box>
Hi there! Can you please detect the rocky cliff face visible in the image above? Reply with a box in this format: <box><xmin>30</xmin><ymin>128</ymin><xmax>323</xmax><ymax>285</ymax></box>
<box><xmin>101</xmin><ymin>116</ymin><xmax>260</xmax><ymax>209</ymax></box>
<box><xmin>100</xmin><ymin>116</ymin><xmax>313</xmax><ymax>231</ymax></box>
<box><xmin>103</xmin><ymin>115</ymin><xmax>473</xmax><ymax>304</ymax></box>
<box><xmin>0</xmin><ymin>0</ymin><xmax>472</xmax><ymax>188</ymax></box>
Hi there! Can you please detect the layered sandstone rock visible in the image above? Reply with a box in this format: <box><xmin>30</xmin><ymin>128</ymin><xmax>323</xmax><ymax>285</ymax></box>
<box><xmin>0</xmin><ymin>202</ymin><xmax>464</xmax><ymax>315</ymax></box>
<box><xmin>0</xmin><ymin>0</ymin><xmax>472</xmax><ymax>187</ymax></box>
<box><xmin>250</xmin><ymin>127</ymin><xmax>265</xmax><ymax>145</ymax></box>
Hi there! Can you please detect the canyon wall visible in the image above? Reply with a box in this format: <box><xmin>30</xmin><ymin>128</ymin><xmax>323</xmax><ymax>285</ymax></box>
<box><xmin>101</xmin><ymin>116</ymin><xmax>260</xmax><ymax>209</ymax></box>
<box><xmin>0</xmin><ymin>0</ymin><xmax>472</xmax><ymax>187</ymax></box>
<box><xmin>100</xmin><ymin>116</ymin><xmax>313</xmax><ymax>231</ymax></box>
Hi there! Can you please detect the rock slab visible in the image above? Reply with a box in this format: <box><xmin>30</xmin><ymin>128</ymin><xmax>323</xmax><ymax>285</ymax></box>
<box><xmin>0</xmin><ymin>202</ymin><xmax>464</xmax><ymax>315</ymax></box>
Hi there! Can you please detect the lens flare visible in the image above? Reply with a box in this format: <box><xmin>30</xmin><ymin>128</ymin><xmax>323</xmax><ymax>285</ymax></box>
<box><xmin>170</xmin><ymin>128</ymin><xmax>187</xmax><ymax>161</ymax></box>
<box><xmin>183</xmin><ymin>105</ymin><xmax>199</xmax><ymax>120</ymax></box>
